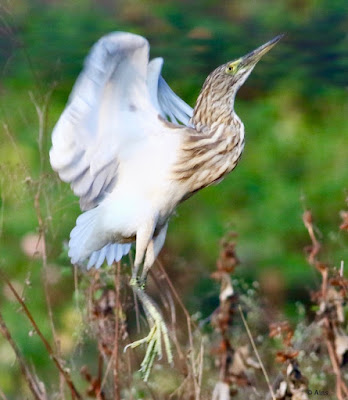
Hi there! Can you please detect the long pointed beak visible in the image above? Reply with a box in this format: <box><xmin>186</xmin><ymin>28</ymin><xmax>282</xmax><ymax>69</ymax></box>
<box><xmin>240</xmin><ymin>34</ymin><xmax>284</xmax><ymax>68</ymax></box>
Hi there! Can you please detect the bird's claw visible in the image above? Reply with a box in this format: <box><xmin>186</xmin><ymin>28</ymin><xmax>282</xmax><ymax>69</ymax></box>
<box><xmin>124</xmin><ymin>320</ymin><xmax>172</xmax><ymax>381</ymax></box>
<box><xmin>126</xmin><ymin>282</ymin><xmax>172</xmax><ymax>381</ymax></box>
<box><xmin>129</xmin><ymin>276</ymin><xmax>146</xmax><ymax>289</ymax></box>
<box><xmin>129</xmin><ymin>277</ymin><xmax>138</xmax><ymax>287</ymax></box>
<box><xmin>139</xmin><ymin>280</ymin><xmax>146</xmax><ymax>290</ymax></box>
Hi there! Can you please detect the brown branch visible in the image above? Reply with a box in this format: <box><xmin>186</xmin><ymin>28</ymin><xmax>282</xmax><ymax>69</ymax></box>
<box><xmin>30</xmin><ymin>90</ymin><xmax>66</xmax><ymax>399</ymax></box>
<box><xmin>239</xmin><ymin>306</ymin><xmax>276</xmax><ymax>400</ymax></box>
<box><xmin>323</xmin><ymin>317</ymin><xmax>348</xmax><ymax>400</ymax></box>
<box><xmin>31</xmin><ymin>88</ymin><xmax>63</xmax><ymax>375</ymax></box>
<box><xmin>97</xmin><ymin>354</ymin><xmax>104</xmax><ymax>400</ymax></box>
<box><xmin>302</xmin><ymin>210</ymin><xmax>321</xmax><ymax>265</ymax></box>
<box><xmin>0</xmin><ymin>311</ymin><xmax>46</xmax><ymax>400</ymax></box>
<box><xmin>113</xmin><ymin>261</ymin><xmax>121</xmax><ymax>400</ymax></box>
<box><xmin>156</xmin><ymin>260</ymin><xmax>201</xmax><ymax>400</ymax></box>
<box><xmin>0</xmin><ymin>270</ymin><xmax>82</xmax><ymax>399</ymax></box>
<box><xmin>303</xmin><ymin>210</ymin><xmax>348</xmax><ymax>400</ymax></box>
<box><xmin>34</xmin><ymin>187</ymin><xmax>59</xmax><ymax>344</ymax></box>
<box><xmin>31</xmin><ymin>91</ymin><xmax>59</xmax><ymax>349</ymax></box>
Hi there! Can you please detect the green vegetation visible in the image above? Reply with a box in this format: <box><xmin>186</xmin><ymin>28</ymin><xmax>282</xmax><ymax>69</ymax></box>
<box><xmin>0</xmin><ymin>0</ymin><xmax>347</xmax><ymax>398</ymax></box>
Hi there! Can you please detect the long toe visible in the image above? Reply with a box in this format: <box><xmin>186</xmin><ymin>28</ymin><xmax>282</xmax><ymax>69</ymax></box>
<box><xmin>126</xmin><ymin>285</ymin><xmax>173</xmax><ymax>381</ymax></box>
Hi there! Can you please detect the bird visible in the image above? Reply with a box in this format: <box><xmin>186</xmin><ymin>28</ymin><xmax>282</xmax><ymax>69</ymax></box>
<box><xmin>50</xmin><ymin>31</ymin><xmax>282</xmax><ymax>379</ymax></box>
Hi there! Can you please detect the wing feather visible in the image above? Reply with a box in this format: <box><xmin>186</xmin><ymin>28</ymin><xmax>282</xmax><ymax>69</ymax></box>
<box><xmin>50</xmin><ymin>32</ymin><xmax>150</xmax><ymax>210</ymax></box>
<box><xmin>147</xmin><ymin>58</ymin><xmax>193</xmax><ymax>126</ymax></box>
<box><xmin>50</xmin><ymin>32</ymin><xmax>193</xmax><ymax>212</ymax></box>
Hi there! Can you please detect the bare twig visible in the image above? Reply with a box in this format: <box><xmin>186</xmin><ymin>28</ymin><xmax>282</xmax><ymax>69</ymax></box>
<box><xmin>303</xmin><ymin>210</ymin><xmax>348</xmax><ymax>400</ymax></box>
<box><xmin>239</xmin><ymin>306</ymin><xmax>276</xmax><ymax>400</ymax></box>
<box><xmin>100</xmin><ymin>348</ymin><xmax>115</xmax><ymax>391</ymax></box>
<box><xmin>0</xmin><ymin>311</ymin><xmax>47</xmax><ymax>400</ymax></box>
<box><xmin>0</xmin><ymin>270</ymin><xmax>82</xmax><ymax>399</ymax></box>
<box><xmin>339</xmin><ymin>260</ymin><xmax>344</xmax><ymax>277</ymax></box>
<box><xmin>324</xmin><ymin>321</ymin><xmax>348</xmax><ymax>400</ymax></box>
<box><xmin>30</xmin><ymin>90</ymin><xmax>66</xmax><ymax>399</ymax></box>
<box><xmin>125</xmin><ymin>338</ymin><xmax>134</xmax><ymax>400</ymax></box>
<box><xmin>302</xmin><ymin>210</ymin><xmax>321</xmax><ymax>265</ymax></box>
<box><xmin>156</xmin><ymin>260</ymin><xmax>200</xmax><ymax>400</ymax></box>
<box><xmin>98</xmin><ymin>354</ymin><xmax>104</xmax><ymax>399</ymax></box>
<box><xmin>197</xmin><ymin>340</ymin><xmax>204</xmax><ymax>396</ymax></box>
<box><xmin>113</xmin><ymin>261</ymin><xmax>121</xmax><ymax>400</ymax></box>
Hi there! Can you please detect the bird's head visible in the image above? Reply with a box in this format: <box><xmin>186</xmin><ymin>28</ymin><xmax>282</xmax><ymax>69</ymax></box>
<box><xmin>192</xmin><ymin>35</ymin><xmax>284</xmax><ymax>127</ymax></box>
<box><xmin>223</xmin><ymin>34</ymin><xmax>283</xmax><ymax>92</ymax></box>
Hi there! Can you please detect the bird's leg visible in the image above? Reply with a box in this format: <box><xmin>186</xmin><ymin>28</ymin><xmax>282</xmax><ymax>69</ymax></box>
<box><xmin>140</xmin><ymin>222</ymin><xmax>168</xmax><ymax>286</ymax></box>
<box><xmin>130</xmin><ymin>222</ymin><xmax>155</xmax><ymax>287</ymax></box>
<box><xmin>126</xmin><ymin>222</ymin><xmax>172</xmax><ymax>381</ymax></box>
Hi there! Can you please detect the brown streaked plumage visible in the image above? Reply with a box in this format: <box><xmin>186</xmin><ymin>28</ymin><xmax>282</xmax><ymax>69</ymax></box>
<box><xmin>173</xmin><ymin>35</ymin><xmax>283</xmax><ymax>198</ymax></box>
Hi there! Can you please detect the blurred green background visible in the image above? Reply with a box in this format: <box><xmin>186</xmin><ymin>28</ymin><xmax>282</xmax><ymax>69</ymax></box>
<box><xmin>0</xmin><ymin>0</ymin><xmax>347</xmax><ymax>396</ymax></box>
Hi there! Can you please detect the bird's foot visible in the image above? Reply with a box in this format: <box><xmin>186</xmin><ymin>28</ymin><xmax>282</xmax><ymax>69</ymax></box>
<box><xmin>125</xmin><ymin>284</ymin><xmax>172</xmax><ymax>381</ymax></box>
<box><xmin>129</xmin><ymin>276</ymin><xmax>146</xmax><ymax>290</ymax></box>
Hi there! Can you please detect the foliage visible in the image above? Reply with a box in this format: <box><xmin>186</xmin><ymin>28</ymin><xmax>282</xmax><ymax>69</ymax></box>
<box><xmin>0</xmin><ymin>210</ymin><xmax>347</xmax><ymax>399</ymax></box>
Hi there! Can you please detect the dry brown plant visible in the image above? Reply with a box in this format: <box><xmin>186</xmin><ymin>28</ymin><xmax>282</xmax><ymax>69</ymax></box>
<box><xmin>303</xmin><ymin>210</ymin><xmax>348</xmax><ymax>400</ymax></box>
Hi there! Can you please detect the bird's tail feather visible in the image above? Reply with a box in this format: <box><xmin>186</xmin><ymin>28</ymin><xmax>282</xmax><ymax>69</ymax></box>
<box><xmin>68</xmin><ymin>208</ymin><xmax>132</xmax><ymax>268</ymax></box>
<box><xmin>86</xmin><ymin>242</ymin><xmax>132</xmax><ymax>269</ymax></box>
<box><xmin>69</xmin><ymin>208</ymin><xmax>100</xmax><ymax>264</ymax></box>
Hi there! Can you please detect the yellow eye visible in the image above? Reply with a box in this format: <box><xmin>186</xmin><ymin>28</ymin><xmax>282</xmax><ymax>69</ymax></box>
<box><xmin>226</xmin><ymin>62</ymin><xmax>238</xmax><ymax>74</ymax></box>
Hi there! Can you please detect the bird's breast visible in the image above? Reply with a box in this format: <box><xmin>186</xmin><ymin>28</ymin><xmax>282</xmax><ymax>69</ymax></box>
<box><xmin>173</xmin><ymin>121</ymin><xmax>245</xmax><ymax>195</ymax></box>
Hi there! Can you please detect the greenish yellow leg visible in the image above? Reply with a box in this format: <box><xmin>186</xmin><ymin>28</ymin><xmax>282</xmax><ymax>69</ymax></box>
<box><xmin>125</xmin><ymin>283</ymin><xmax>172</xmax><ymax>381</ymax></box>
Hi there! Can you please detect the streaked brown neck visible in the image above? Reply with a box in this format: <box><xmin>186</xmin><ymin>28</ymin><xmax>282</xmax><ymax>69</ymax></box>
<box><xmin>190</xmin><ymin>66</ymin><xmax>237</xmax><ymax>130</ymax></box>
<box><xmin>173</xmin><ymin>66</ymin><xmax>245</xmax><ymax>197</ymax></box>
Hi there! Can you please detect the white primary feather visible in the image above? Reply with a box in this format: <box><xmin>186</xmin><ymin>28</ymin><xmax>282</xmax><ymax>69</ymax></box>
<box><xmin>147</xmin><ymin>58</ymin><xmax>193</xmax><ymax>125</ymax></box>
<box><xmin>50</xmin><ymin>32</ymin><xmax>193</xmax><ymax>268</ymax></box>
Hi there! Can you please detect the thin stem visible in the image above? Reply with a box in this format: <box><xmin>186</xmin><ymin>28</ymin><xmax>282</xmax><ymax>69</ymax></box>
<box><xmin>324</xmin><ymin>318</ymin><xmax>348</xmax><ymax>400</ymax></box>
<box><xmin>303</xmin><ymin>211</ymin><xmax>348</xmax><ymax>399</ymax></box>
<box><xmin>156</xmin><ymin>260</ymin><xmax>200</xmax><ymax>400</ymax></box>
<box><xmin>0</xmin><ymin>270</ymin><xmax>81</xmax><ymax>399</ymax></box>
<box><xmin>0</xmin><ymin>311</ymin><xmax>46</xmax><ymax>400</ymax></box>
<box><xmin>197</xmin><ymin>341</ymin><xmax>204</xmax><ymax>398</ymax></box>
<box><xmin>97</xmin><ymin>354</ymin><xmax>104</xmax><ymax>400</ymax></box>
<box><xmin>238</xmin><ymin>305</ymin><xmax>276</xmax><ymax>400</ymax></box>
<box><xmin>30</xmin><ymin>91</ymin><xmax>65</xmax><ymax>398</ymax></box>
<box><xmin>113</xmin><ymin>261</ymin><xmax>121</xmax><ymax>400</ymax></box>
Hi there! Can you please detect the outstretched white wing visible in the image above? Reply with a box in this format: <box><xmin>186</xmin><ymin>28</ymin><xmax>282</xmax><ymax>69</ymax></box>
<box><xmin>50</xmin><ymin>32</ymin><xmax>192</xmax><ymax>211</ymax></box>
<box><xmin>147</xmin><ymin>57</ymin><xmax>193</xmax><ymax>125</ymax></box>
